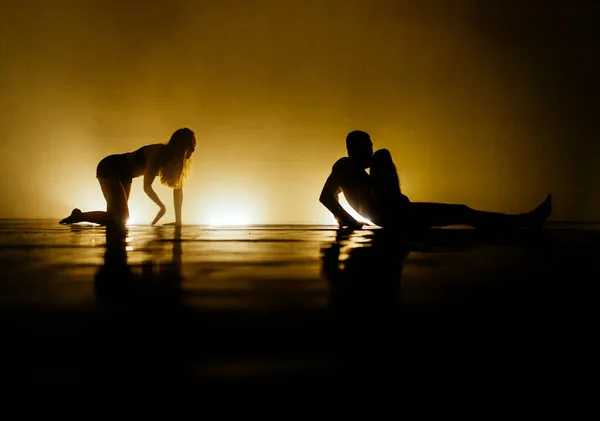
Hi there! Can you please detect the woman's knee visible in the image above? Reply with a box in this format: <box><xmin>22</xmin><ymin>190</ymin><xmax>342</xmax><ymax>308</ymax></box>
<box><xmin>101</xmin><ymin>179</ymin><xmax>129</xmax><ymax>224</ymax></box>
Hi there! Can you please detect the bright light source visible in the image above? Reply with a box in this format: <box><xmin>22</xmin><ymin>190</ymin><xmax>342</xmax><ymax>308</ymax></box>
<box><xmin>201</xmin><ymin>193</ymin><xmax>257</xmax><ymax>227</ymax></box>
<box><xmin>207</xmin><ymin>215</ymin><xmax>250</xmax><ymax>227</ymax></box>
<box><xmin>125</xmin><ymin>213</ymin><xmax>136</xmax><ymax>226</ymax></box>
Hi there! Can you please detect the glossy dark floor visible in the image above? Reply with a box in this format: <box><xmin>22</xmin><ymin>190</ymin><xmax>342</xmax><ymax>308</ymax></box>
<box><xmin>0</xmin><ymin>220</ymin><xmax>597</xmax><ymax>391</ymax></box>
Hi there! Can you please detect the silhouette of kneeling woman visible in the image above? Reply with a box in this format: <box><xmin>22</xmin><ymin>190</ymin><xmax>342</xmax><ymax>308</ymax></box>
<box><xmin>59</xmin><ymin>128</ymin><xmax>196</xmax><ymax>228</ymax></box>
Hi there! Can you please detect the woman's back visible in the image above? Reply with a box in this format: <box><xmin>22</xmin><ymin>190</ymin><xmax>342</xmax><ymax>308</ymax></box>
<box><xmin>370</xmin><ymin>149</ymin><xmax>411</xmax><ymax>225</ymax></box>
<box><xmin>127</xmin><ymin>143</ymin><xmax>165</xmax><ymax>178</ymax></box>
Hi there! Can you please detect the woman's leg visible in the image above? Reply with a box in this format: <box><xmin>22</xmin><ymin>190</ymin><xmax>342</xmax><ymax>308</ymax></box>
<box><xmin>409</xmin><ymin>194</ymin><xmax>552</xmax><ymax>229</ymax></box>
<box><xmin>59</xmin><ymin>178</ymin><xmax>129</xmax><ymax>226</ymax></box>
<box><xmin>123</xmin><ymin>182</ymin><xmax>132</xmax><ymax>201</ymax></box>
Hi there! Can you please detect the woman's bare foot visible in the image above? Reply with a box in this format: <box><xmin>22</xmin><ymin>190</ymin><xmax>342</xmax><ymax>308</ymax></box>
<box><xmin>59</xmin><ymin>208</ymin><xmax>83</xmax><ymax>225</ymax></box>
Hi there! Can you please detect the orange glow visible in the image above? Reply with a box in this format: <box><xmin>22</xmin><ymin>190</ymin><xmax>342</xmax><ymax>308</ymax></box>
<box><xmin>207</xmin><ymin>215</ymin><xmax>250</xmax><ymax>227</ymax></box>
<box><xmin>204</xmin><ymin>200</ymin><xmax>254</xmax><ymax>226</ymax></box>
<box><xmin>2</xmin><ymin>2</ymin><xmax>577</xmax><ymax>222</ymax></box>
<box><xmin>193</xmin><ymin>191</ymin><xmax>258</xmax><ymax>226</ymax></box>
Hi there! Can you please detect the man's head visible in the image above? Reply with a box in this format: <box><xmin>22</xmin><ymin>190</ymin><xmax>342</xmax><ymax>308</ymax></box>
<box><xmin>346</xmin><ymin>130</ymin><xmax>373</xmax><ymax>169</ymax></box>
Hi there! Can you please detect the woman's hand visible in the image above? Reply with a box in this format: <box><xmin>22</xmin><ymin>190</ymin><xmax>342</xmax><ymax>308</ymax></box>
<box><xmin>151</xmin><ymin>204</ymin><xmax>167</xmax><ymax>225</ymax></box>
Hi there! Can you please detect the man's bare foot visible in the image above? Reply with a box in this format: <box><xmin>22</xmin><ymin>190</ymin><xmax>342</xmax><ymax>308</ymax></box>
<box><xmin>523</xmin><ymin>194</ymin><xmax>552</xmax><ymax>229</ymax></box>
<box><xmin>59</xmin><ymin>208</ymin><xmax>83</xmax><ymax>225</ymax></box>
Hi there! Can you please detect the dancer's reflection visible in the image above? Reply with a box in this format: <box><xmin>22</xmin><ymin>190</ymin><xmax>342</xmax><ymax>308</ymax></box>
<box><xmin>321</xmin><ymin>228</ymin><xmax>409</xmax><ymax>383</ymax></box>
<box><xmin>94</xmin><ymin>224</ymin><xmax>133</xmax><ymax>299</ymax></box>
<box><xmin>94</xmin><ymin>223</ymin><xmax>183</xmax><ymax>306</ymax></box>
<box><xmin>141</xmin><ymin>225</ymin><xmax>183</xmax><ymax>306</ymax></box>
<box><xmin>93</xmin><ymin>223</ymin><xmax>187</xmax><ymax>385</ymax></box>
<box><xmin>321</xmin><ymin>228</ymin><xmax>409</xmax><ymax>319</ymax></box>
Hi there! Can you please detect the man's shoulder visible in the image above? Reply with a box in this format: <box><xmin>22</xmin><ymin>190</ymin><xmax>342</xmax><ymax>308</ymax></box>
<box><xmin>332</xmin><ymin>157</ymin><xmax>353</xmax><ymax>172</ymax></box>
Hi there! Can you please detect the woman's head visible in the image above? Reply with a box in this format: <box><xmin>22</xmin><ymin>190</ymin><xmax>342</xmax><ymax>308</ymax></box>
<box><xmin>372</xmin><ymin>148</ymin><xmax>393</xmax><ymax>167</ymax></box>
<box><xmin>371</xmin><ymin>148</ymin><xmax>400</xmax><ymax>190</ymax></box>
<box><xmin>159</xmin><ymin>128</ymin><xmax>196</xmax><ymax>189</ymax></box>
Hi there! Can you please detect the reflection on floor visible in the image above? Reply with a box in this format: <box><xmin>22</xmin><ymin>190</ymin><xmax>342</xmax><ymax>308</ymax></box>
<box><xmin>0</xmin><ymin>221</ymin><xmax>597</xmax><ymax>391</ymax></box>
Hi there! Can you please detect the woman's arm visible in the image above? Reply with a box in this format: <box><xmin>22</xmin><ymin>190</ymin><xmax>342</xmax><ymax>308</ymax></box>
<box><xmin>143</xmin><ymin>159</ymin><xmax>166</xmax><ymax>225</ymax></box>
<box><xmin>173</xmin><ymin>188</ymin><xmax>183</xmax><ymax>226</ymax></box>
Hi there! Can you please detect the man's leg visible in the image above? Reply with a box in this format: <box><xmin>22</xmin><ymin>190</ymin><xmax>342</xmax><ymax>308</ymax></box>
<box><xmin>409</xmin><ymin>195</ymin><xmax>552</xmax><ymax>229</ymax></box>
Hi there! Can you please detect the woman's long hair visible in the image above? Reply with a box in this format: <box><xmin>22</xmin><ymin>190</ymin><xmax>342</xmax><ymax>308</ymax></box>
<box><xmin>159</xmin><ymin>128</ymin><xmax>196</xmax><ymax>189</ymax></box>
<box><xmin>370</xmin><ymin>149</ymin><xmax>402</xmax><ymax>198</ymax></box>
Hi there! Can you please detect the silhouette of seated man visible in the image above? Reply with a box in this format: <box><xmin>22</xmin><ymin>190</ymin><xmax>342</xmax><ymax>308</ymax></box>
<box><xmin>319</xmin><ymin>130</ymin><xmax>552</xmax><ymax>230</ymax></box>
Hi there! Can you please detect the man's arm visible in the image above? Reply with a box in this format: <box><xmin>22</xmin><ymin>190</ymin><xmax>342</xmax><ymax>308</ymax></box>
<box><xmin>319</xmin><ymin>172</ymin><xmax>363</xmax><ymax>228</ymax></box>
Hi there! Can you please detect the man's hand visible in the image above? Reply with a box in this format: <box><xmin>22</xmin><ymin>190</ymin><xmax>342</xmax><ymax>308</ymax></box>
<box><xmin>347</xmin><ymin>220</ymin><xmax>364</xmax><ymax>229</ymax></box>
<box><xmin>151</xmin><ymin>204</ymin><xmax>167</xmax><ymax>225</ymax></box>
<box><xmin>335</xmin><ymin>215</ymin><xmax>363</xmax><ymax>229</ymax></box>
<box><xmin>338</xmin><ymin>218</ymin><xmax>363</xmax><ymax>230</ymax></box>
